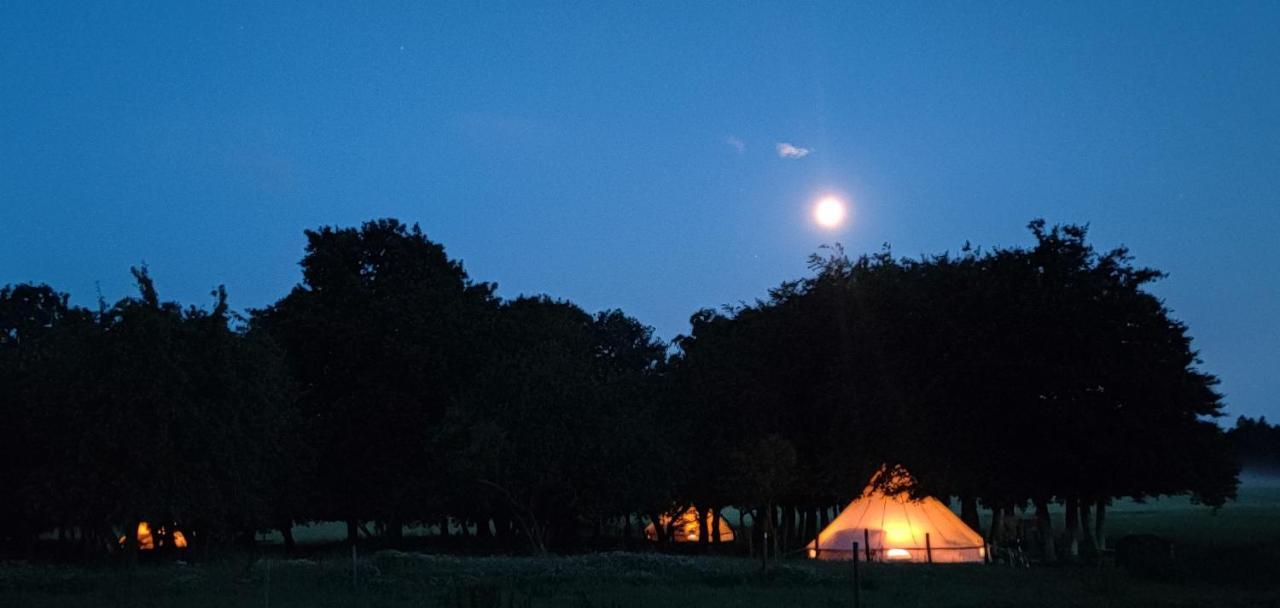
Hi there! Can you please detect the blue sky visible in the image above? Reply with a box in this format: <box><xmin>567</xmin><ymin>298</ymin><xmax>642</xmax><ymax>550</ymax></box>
<box><xmin>2</xmin><ymin>2</ymin><xmax>1277</xmax><ymax>420</ymax></box>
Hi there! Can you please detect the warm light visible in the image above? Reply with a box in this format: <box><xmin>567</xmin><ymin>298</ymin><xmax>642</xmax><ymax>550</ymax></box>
<box><xmin>813</xmin><ymin>196</ymin><xmax>848</xmax><ymax>229</ymax></box>
<box><xmin>886</xmin><ymin>548</ymin><xmax>912</xmax><ymax>560</ymax></box>
<box><xmin>137</xmin><ymin>522</ymin><xmax>155</xmax><ymax>550</ymax></box>
<box><xmin>882</xmin><ymin>523</ymin><xmax>914</xmax><ymax>545</ymax></box>
<box><xmin>644</xmin><ymin>508</ymin><xmax>735</xmax><ymax>543</ymax></box>
<box><xmin>118</xmin><ymin>521</ymin><xmax>187</xmax><ymax>550</ymax></box>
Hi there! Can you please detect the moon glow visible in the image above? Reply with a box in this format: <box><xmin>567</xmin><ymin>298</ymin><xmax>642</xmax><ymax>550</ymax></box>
<box><xmin>813</xmin><ymin>195</ymin><xmax>848</xmax><ymax>229</ymax></box>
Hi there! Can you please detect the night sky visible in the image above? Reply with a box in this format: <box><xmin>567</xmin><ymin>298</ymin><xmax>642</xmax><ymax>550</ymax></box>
<box><xmin>2</xmin><ymin>3</ymin><xmax>1277</xmax><ymax>420</ymax></box>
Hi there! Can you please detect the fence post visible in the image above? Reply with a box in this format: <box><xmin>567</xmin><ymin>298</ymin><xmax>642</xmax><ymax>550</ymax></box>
<box><xmin>864</xmin><ymin>529</ymin><xmax>871</xmax><ymax>562</ymax></box>
<box><xmin>852</xmin><ymin>541</ymin><xmax>861</xmax><ymax>608</ymax></box>
<box><xmin>926</xmin><ymin>532</ymin><xmax>933</xmax><ymax>563</ymax></box>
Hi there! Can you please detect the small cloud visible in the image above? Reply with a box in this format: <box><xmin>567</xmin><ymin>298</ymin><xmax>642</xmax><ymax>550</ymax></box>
<box><xmin>776</xmin><ymin>142</ymin><xmax>811</xmax><ymax>159</ymax></box>
<box><xmin>726</xmin><ymin>135</ymin><xmax>745</xmax><ymax>154</ymax></box>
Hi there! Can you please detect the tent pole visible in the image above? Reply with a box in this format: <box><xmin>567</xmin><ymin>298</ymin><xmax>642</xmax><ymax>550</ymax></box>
<box><xmin>864</xmin><ymin>529</ymin><xmax>871</xmax><ymax>562</ymax></box>
<box><xmin>926</xmin><ymin>532</ymin><xmax>933</xmax><ymax>563</ymax></box>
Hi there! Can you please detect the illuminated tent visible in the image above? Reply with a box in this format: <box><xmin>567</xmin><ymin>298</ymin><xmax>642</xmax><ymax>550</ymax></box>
<box><xmin>645</xmin><ymin>508</ymin><xmax>735</xmax><ymax>543</ymax></box>
<box><xmin>807</xmin><ymin>467</ymin><xmax>985</xmax><ymax>563</ymax></box>
<box><xmin>119</xmin><ymin>521</ymin><xmax>189</xmax><ymax>551</ymax></box>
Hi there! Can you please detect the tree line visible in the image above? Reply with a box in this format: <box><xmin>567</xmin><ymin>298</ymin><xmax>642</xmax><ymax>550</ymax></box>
<box><xmin>0</xmin><ymin>218</ymin><xmax>1241</xmax><ymax>559</ymax></box>
<box><xmin>1229</xmin><ymin>417</ymin><xmax>1280</xmax><ymax>474</ymax></box>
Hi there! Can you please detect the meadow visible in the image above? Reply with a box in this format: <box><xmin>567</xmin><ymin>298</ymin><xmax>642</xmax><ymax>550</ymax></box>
<box><xmin>4</xmin><ymin>484</ymin><xmax>1278</xmax><ymax>608</ymax></box>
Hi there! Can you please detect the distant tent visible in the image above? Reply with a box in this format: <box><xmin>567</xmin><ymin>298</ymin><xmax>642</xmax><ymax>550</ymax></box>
<box><xmin>645</xmin><ymin>508</ymin><xmax>735</xmax><ymax>543</ymax></box>
<box><xmin>808</xmin><ymin>466</ymin><xmax>985</xmax><ymax>563</ymax></box>
<box><xmin>118</xmin><ymin>521</ymin><xmax>188</xmax><ymax>551</ymax></box>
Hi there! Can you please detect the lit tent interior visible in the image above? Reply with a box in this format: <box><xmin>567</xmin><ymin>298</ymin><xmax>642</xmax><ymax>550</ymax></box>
<box><xmin>808</xmin><ymin>466</ymin><xmax>985</xmax><ymax>563</ymax></box>
<box><xmin>645</xmin><ymin>507</ymin><xmax>735</xmax><ymax>543</ymax></box>
<box><xmin>118</xmin><ymin>522</ymin><xmax>188</xmax><ymax>551</ymax></box>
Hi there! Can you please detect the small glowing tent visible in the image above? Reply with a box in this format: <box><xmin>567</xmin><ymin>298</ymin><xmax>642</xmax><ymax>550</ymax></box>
<box><xmin>645</xmin><ymin>508</ymin><xmax>735</xmax><ymax>543</ymax></box>
<box><xmin>808</xmin><ymin>467</ymin><xmax>985</xmax><ymax>563</ymax></box>
<box><xmin>119</xmin><ymin>522</ymin><xmax>188</xmax><ymax>551</ymax></box>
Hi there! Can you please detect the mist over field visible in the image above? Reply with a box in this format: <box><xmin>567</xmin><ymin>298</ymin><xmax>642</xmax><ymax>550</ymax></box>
<box><xmin>1239</xmin><ymin>470</ymin><xmax>1280</xmax><ymax>488</ymax></box>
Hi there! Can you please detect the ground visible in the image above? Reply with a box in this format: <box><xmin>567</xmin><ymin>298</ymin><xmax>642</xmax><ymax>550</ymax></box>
<box><xmin>4</xmin><ymin>484</ymin><xmax>1279</xmax><ymax>607</ymax></box>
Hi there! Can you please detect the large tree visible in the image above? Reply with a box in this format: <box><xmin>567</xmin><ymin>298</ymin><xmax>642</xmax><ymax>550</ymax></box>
<box><xmin>2</xmin><ymin>271</ymin><xmax>291</xmax><ymax>555</ymax></box>
<box><xmin>672</xmin><ymin>221</ymin><xmax>1238</xmax><ymax>558</ymax></box>
<box><xmin>254</xmin><ymin>219</ymin><xmax>499</xmax><ymax>544</ymax></box>
<box><xmin>445</xmin><ymin>297</ymin><xmax>667</xmax><ymax>552</ymax></box>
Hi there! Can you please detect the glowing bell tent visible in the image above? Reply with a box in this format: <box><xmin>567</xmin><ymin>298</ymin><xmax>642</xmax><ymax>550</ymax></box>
<box><xmin>807</xmin><ymin>467</ymin><xmax>985</xmax><ymax>563</ymax></box>
<box><xmin>645</xmin><ymin>507</ymin><xmax>735</xmax><ymax>543</ymax></box>
<box><xmin>118</xmin><ymin>521</ymin><xmax>189</xmax><ymax>551</ymax></box>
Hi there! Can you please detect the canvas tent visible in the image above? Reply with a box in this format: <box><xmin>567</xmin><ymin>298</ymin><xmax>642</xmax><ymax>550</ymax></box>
<box><xmin>118</xmin><ymin>521</ymin><xmax>188</xmax><ymax>551</ymax></box>
<box><xmin>645</xmin><ymin>508</ymin><xmax>735</xmax><ymax>543</ymax></box>
<box><xmin>808</xmin><ymin>466</ymin><xmax>985</xmax><ymax>563</ymax></box>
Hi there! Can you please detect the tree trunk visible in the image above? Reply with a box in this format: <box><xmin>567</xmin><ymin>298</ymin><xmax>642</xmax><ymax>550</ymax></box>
<box><xmin>385</xmin><ymin>517</ymin><xmax>404</xmax><ymax>545</ymax></box>
<box><xmin>804</xmin><ymin>508</ymin><xmax>817</xmax><ymax>548</ymax></box>
<box><xmin>1033</xmin><ymin>497</ymin><xmax>1056</xmax><ymax>562</ymax></box>
<box><xmin>647</xmin><ymin>512</ymin><xmax>668</xmax><ymax>544</ymax></box>
<box><xmin>493</xmin><ymin>514</ymin><xmax>514</xmax><ymax>548</ymax></box>
<box><xmin>475</xmin><ymin>516</ymin><xmax>492</xmax><ymax>541</ymax></box>
<box><xmin>346</xmin><ymin>518</ymin><xmax>359</xmax><ymax>546</ymax></box>
<box><xmin>439</xmin><ymin>516</ymin><xmax>451</xmax><ymax>539</ymax></box>
<box><xmin>780</xmin><ymin>505</ymin><xmax>795</xmax><ymax>553</ymax></box>
<box><xmin>1095</xmin><ymin>500</ymin><xmax>1107</xmax><ymax>551</ymax></box>
<box><xmin>697</xmin><ymin>506</ymin><xmax>709</xmax><ymax>548</ymax></box>
<box><xmin>90</xmin><ymin>524</ymin><xmax>110</xmax><ymax>555</ymax></box>
<box><xmin>711</xmin><ymin>508</ymin><xmax>722</xmax><ymax>544</ymax></box>
<box><xmin>960</xmin><ymin>496</ymin><xmax>981</xmax><ymax>532</ymax></box>
<box><xmin>795</xmin><ymin>508</ymin><xmax>807</xmax><ymax>550</ymax></box>
<box><xmin>1078</xmin><ymin>501</ymin><xmax>1097</xmax><ymax>559</ymax></box>
<box><xmin>1064</xmin><ymin>497</ymin><xmax>1079</xmax><ymax>558</ymax></box>
<box><xmin>125</xmin><ymin>519</ymin><xmax>142</xmax><ymax>565</ymax></box>
<box><xmin>767</xmin><ymin>506</ymin><xmax>777</xmax><ymax>552</ymax></box>
<box><xmin>761</xmin><ymin>503</ymin><xmax>776</xmax><ymax>572</ymax></box>
<box><xmin>987</xmin><ymin>504</ymin><xmax>1003</xmax><ymax>544</ymax></box>
<box><xmin>279</xmin><ymin>521</ymin><xmax>296</xmax><ymax>552</ymax></box>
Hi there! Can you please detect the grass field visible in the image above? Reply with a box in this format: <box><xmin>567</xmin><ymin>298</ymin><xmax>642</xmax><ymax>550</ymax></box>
<box><xmin>5</xmin><ymin>484</ymin><xmax>1279</xmax><ymax>607</ymax></box>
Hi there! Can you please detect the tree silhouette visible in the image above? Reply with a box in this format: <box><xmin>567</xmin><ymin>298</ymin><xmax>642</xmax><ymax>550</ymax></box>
<box><xmin>254</xmin><ymin>219</ymin><xmax>498</xmax><ymax>545</ymax></box>
<box><xmin>0</xmin><ymin>217</ymin><xmax>1241</xmax><ymax>560</ymax></box>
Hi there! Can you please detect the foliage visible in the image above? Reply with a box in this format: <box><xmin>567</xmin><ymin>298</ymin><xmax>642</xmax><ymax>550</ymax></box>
<box><xmin>0</xmin><ymin>217</ymin><xmax>1239</xmax><ymax>559</ymax></box>
<box><xmin>252</xmin><ymin>219</ymin><xmax>500</xmax><ymax>537</ymax></box>
<box><xmin>669</xmin><ymin>220</ymin><xmax>1237</xmax><ymax>555</ymax></box>
<box><xmin>0</xmin><ymin>272</ymin><xmax>292</xmax><ymax>550</ymax></box>
<box><xmin>1229</xmin><ymin>416</ymin><xmax>1280</xmax><ymax>473</ymax></box>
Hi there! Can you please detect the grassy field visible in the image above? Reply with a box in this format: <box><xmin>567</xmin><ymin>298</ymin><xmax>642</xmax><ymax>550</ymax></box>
<box><xmin>4</xmin><ymin>485</ymin><xmax>1279</xmax><ymax>607</ymax></box>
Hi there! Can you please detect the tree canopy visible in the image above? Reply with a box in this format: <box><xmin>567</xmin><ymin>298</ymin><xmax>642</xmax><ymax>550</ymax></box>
<box><xmin>0</xmin><ymin>218</ymin><xmax>1239</xmax><ymax>559</ymax></box>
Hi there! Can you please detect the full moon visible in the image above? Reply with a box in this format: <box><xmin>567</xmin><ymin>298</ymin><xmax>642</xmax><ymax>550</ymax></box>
<box><xmin>813</xmin><ymin>196</ymin><xmax>848</xmax><ymax>229</ymax></box>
